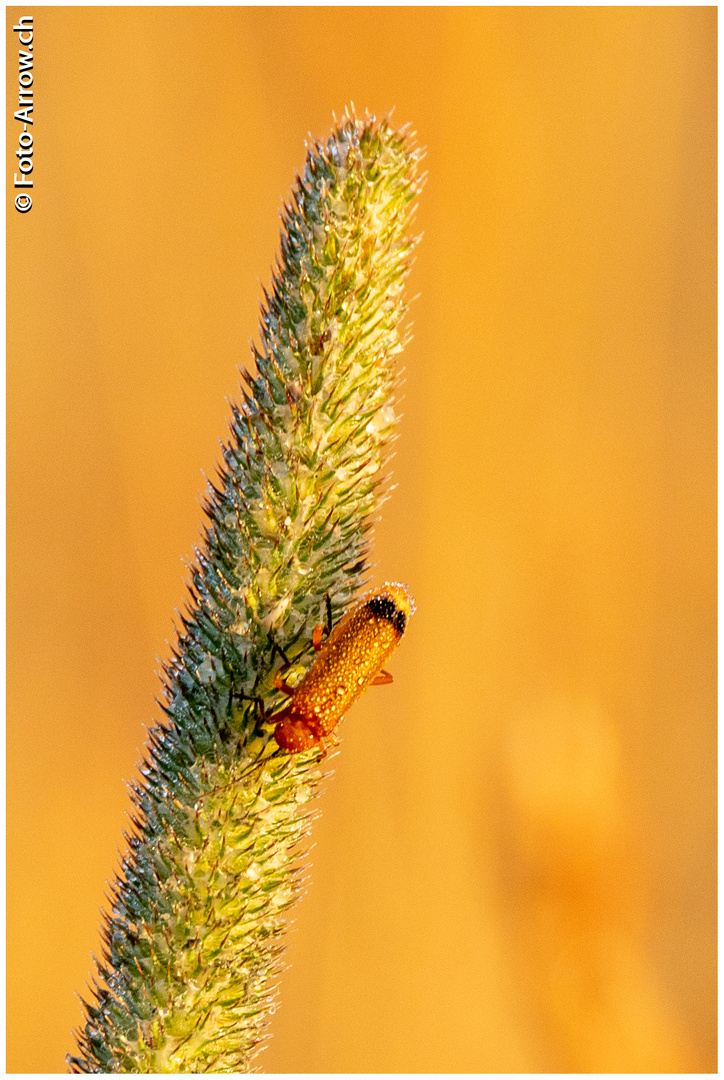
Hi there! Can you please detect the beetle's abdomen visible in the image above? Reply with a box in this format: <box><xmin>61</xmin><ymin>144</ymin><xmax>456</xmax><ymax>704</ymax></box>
<box><xmin>290</xmin><ymin>583</ymin><xmax>413</xmax><ymax>738</ymax></box>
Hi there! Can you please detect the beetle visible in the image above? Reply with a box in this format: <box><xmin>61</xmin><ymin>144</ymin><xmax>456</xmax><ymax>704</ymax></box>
<box><xmin>272</xmin><ymin>582</ymin><xmax>415</xmax><ymax>753</ymax></box>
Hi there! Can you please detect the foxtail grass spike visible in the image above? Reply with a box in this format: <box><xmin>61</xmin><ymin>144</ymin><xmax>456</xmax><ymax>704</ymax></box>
<box><xmin>68</xmin><ymin>108</ymin><xmax>422</xmax><ymax>1073</ymax></box>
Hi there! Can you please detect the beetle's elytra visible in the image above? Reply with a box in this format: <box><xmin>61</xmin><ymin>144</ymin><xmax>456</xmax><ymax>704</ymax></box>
<box><xmin>273</xmin><ymin>582</ymin><xmax>414</xmax><ymax>753</ymax></box>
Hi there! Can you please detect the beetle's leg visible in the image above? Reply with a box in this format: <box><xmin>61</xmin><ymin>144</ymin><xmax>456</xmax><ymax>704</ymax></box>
<box><xmin>224</xmin><ymin>642</ymin><xmax>256</xmax><ymax>717</ymax></box>
<box><xmin>228</xmin><ymin>681</ymin><xmax>269</xmax><ymax>721</ymax></box>
<box><xmin>224</xmin><ymin>651</ymin><xmax>237</xmax><ymax>720</ymax></box>
<box><xmin>273</xmin><ymin>670</ymin><xmax>295</xmax><ymax>696</ymax></box>
<box><xmin>312</xmin><ymin>593</ymin><xmax>334</xmax><ymax>652</ymax></box>
<box><xmin>270</xmin><ymin>638</ymin><xmax>291</xmax><ymax>667</ymax></box>
<box><xmin>371</xmin><ymin>669</ymin><xmax>394</xmax><ymax>686</ymax></box>
<box><xmin>223</xmin><ymin>642</ymin><xmax>252</xmax><ymax>720</ymax></box>
<box><xmin>315</xmin><ymin>741</ymin><xmax>329</xmax><ymax>763</ymax></box>
<box><xmin>269</xmin><ymin>635</ymin><xmax>300</xmax><ymax>696</ymax></box>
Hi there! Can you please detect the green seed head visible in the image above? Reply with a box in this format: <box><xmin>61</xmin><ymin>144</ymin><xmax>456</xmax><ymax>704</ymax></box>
<box><xmin>69</xmin><ymin>108</ymin><xmax>422</xmax><ymax>1074</ymax></box>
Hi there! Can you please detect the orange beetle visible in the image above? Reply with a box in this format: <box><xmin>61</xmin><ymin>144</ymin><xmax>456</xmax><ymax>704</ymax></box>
<box><xmin>273</xmin><ymin>582</ymin><xmax>415</xmax><ymax>753</ymax></box>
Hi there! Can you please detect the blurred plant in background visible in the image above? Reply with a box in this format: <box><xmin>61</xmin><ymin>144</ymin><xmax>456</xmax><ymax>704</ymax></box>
<box><xmin>501</xmin><ymin>695</ymin><xmax>699</xmax><ymax>1071</ymax></box>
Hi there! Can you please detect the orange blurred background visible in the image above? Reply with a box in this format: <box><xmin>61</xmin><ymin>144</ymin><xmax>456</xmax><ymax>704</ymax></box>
<box><xmin>7</xmin><ymin>6</ymin><xmax>716</xmax><ymax>1073</ymax></box>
